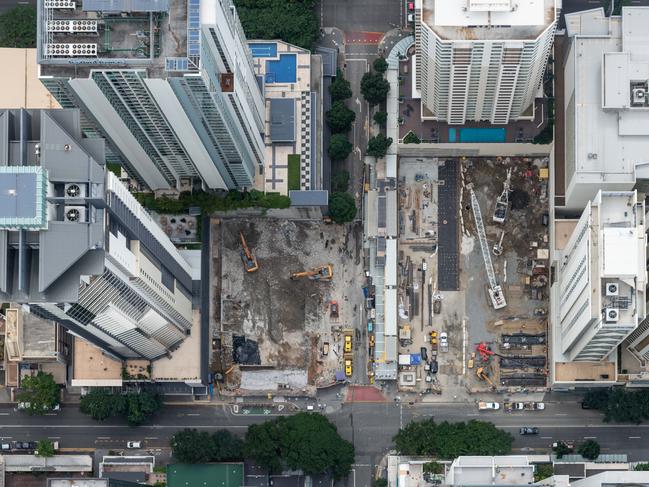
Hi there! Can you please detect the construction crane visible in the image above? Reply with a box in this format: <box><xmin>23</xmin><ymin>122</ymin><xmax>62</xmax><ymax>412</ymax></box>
<box><xmin>476</xmin><ymin>367</ymin><xmax>497</xmax><ymax>390</ymax></box>
<box><xmin>476</xmin><ymin>342</ymin><xmax>503</xmax><ymax>361</ymax></box>
<box><xmin>470</xmin><ymin>189</ymin><xmax>507</xmax><ymax>310</ymax></box>
<box><xmin>492</xmin><ymin>230</ymin><xmax>505</xmax><ymax>256</ymax></box>
<box><xmin>290</xmin><ymin>264</ymin><xmax>334</xmax><ymax>281</ymax></box>
<box><xmin>493</xmin><ymin>168</ymin><xmax>512</xmax><ymax>224</ymax></box>
<box><xmin>239</xmin><ymin>232</ymin><xmax>259</xmax><ymax>273</ymax></box>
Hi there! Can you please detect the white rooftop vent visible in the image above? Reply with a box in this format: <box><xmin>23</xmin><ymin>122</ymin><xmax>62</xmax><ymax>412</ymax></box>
<box><xmin>605</xmin><ymin>308</ymin><xmax>620</xmax><ymax>323</ymax></box>
<box><xmin>44</xmin><ymin>43</ymin><xmax>97</xmax><ymax>57</ymax></box>
<box><xmin>606</xmin><ymin>282</ymin><xmax>619</xmax><ymax>296</ymax></box>
<box><xmin>65</xmin><ymin>183</ymin><xmax>86</xmax><ymax>198</ymax></box>
<box><xmin>64</xmin><ymin>206</ymin><xmax>86</xmax><ymax>223</ymax></box>
<box><xmin>632</xmin><ymin>88</ymin><xmax>647</xmax><ymax>107</ymax></box>
<box><xmin>44</xmin><ymin>0</ymin><xmax>76</xmax><ymax>8</ymax></box>
<box><xmin>47</xmin><ymin>20</ymin><xmax>97</xmax><ymax>33</ymax></box>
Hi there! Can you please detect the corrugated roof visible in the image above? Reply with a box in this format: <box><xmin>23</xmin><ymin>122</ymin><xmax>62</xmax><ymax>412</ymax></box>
<box><xmin>289</xmin><ymin>190</ymin><xmax>328</xmax><ymax>206</ymax></box>
<box><xmin>270</xmin><ymin>98</ymin><xmax>295</xmax><ymax>143</ymax></box>
<box><xmin>82</xmin><ymin>0</ymin><xmax>169</xmax><ymax>11</ymax></box>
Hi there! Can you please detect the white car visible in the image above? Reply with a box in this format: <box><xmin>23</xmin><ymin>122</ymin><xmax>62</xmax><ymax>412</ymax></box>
<box><xmin>440</xmin><ymin>332</ymin><xmax>448</xmax><ymax>343</ymax></box>
<box><xmin>478</xmin><ymin>401</ymin><xmax>500</xmax><ymax>411</ymax></box>
<box><xmin>126</xmin><ymin>441</ymin><xmax>142</xmax><ymax>449</ymax></box>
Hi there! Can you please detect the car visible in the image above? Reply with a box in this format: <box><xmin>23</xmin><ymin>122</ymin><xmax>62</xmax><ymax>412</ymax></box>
<box><xmin>408</xmin><ymin>1</ymin><xmax>415</xmax><ymax>10</ymax></box>
<box><xmin>17</xmin><ymin>402</ymin><xmax>60</xmax><ymax>412</ymax></box>
<box><xmin>0</xmin><ymin>443</ymin><xmax>11</xmax><ymax>451</ymax></box>
<box><xmin>420</xmin><ymin>347</ymin><xmax>428</xmax><ymax>361</ymax></box>
<box><xmin>13</xmin><ymin>441</ymin><xmax>36</xmax><ymax>450</ymax></box>
<box><xmin>345</xmin><ymin>359</ymin><xmax>353</xmax><ymax>377</ymax></box>
<box><xmin>367</xmin><ymin>321</ymin><xmax>373</xmax><ymax>333</ymax></box>
<box><xmin>478</xmin><ymin>401</ymin><xmax>500</xmax><ymax>410</ymax></box>
<box><xmin>127</xmin><ymin>441</ymin><xmax>142</xmax><ymax>449</ymax></box>
<box><xmin>519</xmin><ymin>427</ymin><xmax>539</xmax><ymax>435</ymax></box>
<box><xmin>430</xmin><ymin>360</ymin><xmax>439</xmax><ymax>374</ymax></box>
<box><xmin>369</xmin><ymin>335</ymin><xmax>375</xmax><ymax>347</ymax></box>
<box><xmin>580</xmin><ymin>402</ymin><xmax>591</xmax><ymax>409</ymax></box>
<box><xmin>440</xmin><ymin>332</ymin><xmax>448</xmax><ymax>343</ymax></box>
<box><xmin>344</xmin><ymin>335</ymin><xmax>352</xmax><ymax>353</ymax></box>
<box><xmin>306</xmin><ymin>405</ymin><xmax>315</xmax><ymax>411</ymax></box>
<box><xmin>407</xmin><ymin>13</ymin><xmax>415</xmax><ymax>22</ymax></box>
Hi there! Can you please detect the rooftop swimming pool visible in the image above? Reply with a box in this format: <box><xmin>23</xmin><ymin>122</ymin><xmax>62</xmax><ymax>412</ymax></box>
<box><xmin>448</xmin><ymin>127</ymin><xmax>506</xmax><ymax>143</ymax></box>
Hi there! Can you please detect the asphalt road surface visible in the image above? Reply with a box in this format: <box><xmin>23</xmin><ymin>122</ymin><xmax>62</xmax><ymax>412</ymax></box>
<box><xmin>0</xmin><ymin>0</ymin><xmax>36</xmax><ymax>13</ymax></box>
<box><xmin>2</xmin><ymin>399</ymin><xmax>648</xmax><ymax>485</ymax></box>
<box><xmin>319</xmin><ymin>0</ymin><xmax>401</xmax><ymax>32</ymax></box>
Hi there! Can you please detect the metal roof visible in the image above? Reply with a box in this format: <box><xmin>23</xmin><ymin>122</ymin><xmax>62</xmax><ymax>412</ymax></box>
<box><xmin>269</xmin><ymin>98</ymin><xmax>295</xmax><ymax>143</ymax></box>
<box><xmin>315</xmin><ymin>46</ymin><xmax>337</xmax><ymax>77</ymax></box>
<box><xmin>82</xmin><ymin>0</ymin><xmax>169</xmax><ymax>11</ymax></box>
<box><xmin>0</xmin><ymin>168</ymin><xmax>44</xmax><ymax>228</ymax></box>
<box><xmin>289</xmin><ymin>190</ymin><xmax>328</xmax><ymax>206</ymax></box>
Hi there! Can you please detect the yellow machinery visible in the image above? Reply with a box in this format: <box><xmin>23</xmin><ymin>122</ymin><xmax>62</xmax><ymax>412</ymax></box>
<box><xmin>290</xmin><ymin>264</ymin><xmax>333</xmax><ymax>281</ymax></box>
<box><xmin>239</xmin><ymin>232</ymin><xmax>259</xmax><ymax>273</ymax></box>
<box><xmin>476</xmin><ymin>367</ymin><xmax>496</xmax><ymax>390</ymax></box>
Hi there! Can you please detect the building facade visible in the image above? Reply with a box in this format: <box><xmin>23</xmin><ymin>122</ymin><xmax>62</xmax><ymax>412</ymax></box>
<box><xmin>554</xmin><ymin>191</ymin><xmax>646</xmax><ymax>363</ymax></box>
<box><xmin>0</xmin><ymin>108</ymin><xmax>196</xmax><ymax>361</ymax></box>
<box><xmin>37</xmin><ymin>0</ymin><xmax>264</xmax><ymax>191</ymax></box>
<box><xmin>415</xmin><ymin>0</ymin><xmax>556</xmax><ymax>124</ymax></box>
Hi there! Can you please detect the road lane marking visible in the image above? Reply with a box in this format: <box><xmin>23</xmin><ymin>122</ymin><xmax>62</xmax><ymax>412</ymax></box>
<box><xmin>629</xmin><ymin>436</ymin><xmax>641</xmax><ymax>439</ymax></box>
<box><xmin>48</xmin><ymin>437</ymin><xmax>60</xmax><ymax>439</ymax></box>
<box><xmin>541</xmin><ymin>437</ymin><xmax>552</xmax><ymax>439</ymax></box>
<box><xmin>145</xmin><ymin>437</ymin><xmax>158</xmax><ymax>440</ymax></box>
<box><xmin>186</xmin><ymin>413</ymin><xmax>200</xmax><ymax>416</ymax></box>
<box><xmin>0</xmin><ymin>413</ymin><xmax>9</xmax><ymax>416</ymax></box>
<box><xmin>554</xmin><ymin>413</ymin><xmax>568</xmax><ymax>416</ymax></box>
<box><xmin>97</xmin><ymin>437</ymin><xmax>111</xmax><ymax>439</ymax></box>
<box><xmin>584</xmin><ymin>436</ymin><xmax>597</xmax><ymax>439</ymax></box>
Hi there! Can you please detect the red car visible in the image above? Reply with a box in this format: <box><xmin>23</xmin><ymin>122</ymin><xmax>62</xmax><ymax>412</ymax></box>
<box><xmin>408</xmin><ymin>1</ymin><xmax>415</xmax><ymax>11</ymax></box>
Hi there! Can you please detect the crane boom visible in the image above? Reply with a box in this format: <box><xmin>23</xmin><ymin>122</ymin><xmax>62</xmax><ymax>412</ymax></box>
<box><xmin>470</xmin><ymin>189</ymin><xmax>507</xmax><ymax>309</ymax></box>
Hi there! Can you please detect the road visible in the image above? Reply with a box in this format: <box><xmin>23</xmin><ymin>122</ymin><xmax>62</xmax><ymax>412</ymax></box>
<box><xmin>0</xmin><ymin>0</ymin><xmax>35</xmax><ymax>13</ymax></box>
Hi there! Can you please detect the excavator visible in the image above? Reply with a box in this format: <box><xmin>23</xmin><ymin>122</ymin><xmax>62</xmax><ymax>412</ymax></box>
<box><xmin>239</xmin><ymin>232</ymin><xmax>259</xmax><ymax>273</ymax></box>
<box><xmin>476</xmin><ymin>367</ymin><xmax>497</xmax><ymax>390</ymax></box>
<box><xmin>290</xmin><ymin>264</ymin><xmax>334</xmax><ymax>281</ymax></box>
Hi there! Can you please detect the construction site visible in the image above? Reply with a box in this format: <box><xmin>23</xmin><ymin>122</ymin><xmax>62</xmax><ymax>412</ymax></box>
<box><xmin>395</xmin><ymin>156</ymin><xmax>550</xmax><ymax>397</ymax></box>
<box><xmin>461</xmin><ymin>156</ymin><xmax>550</xmax><ymax>393</ymax></box>
<box><xmin>208</xmin><ymin>214</ymin><xmax>365</xmax><ymax>395</ymax></box>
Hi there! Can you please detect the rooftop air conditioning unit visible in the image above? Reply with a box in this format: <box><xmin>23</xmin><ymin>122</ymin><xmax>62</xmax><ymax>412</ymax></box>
<box><xmin>606</xmin><ymin>308</ymin><xmax>620</xmax><ymax>323</ymax></box>
<box><xmin>64</xmin><ymin>206</ymin><xmax>86</xmax><ymax>223</ymax></box>
<box><xmin>606</xmin><ymin>282</ymin><xmax>619</xmax><ymax>296</ymax></box>
<box><xmin>633</xmin><ymin>88</ymin><xmax>646</xmax><ymax>105</ymax></box>
<box><xmin>65</xmin><ymin>183</ymin><xmax>86</xmax><ymax>198</ymax></box>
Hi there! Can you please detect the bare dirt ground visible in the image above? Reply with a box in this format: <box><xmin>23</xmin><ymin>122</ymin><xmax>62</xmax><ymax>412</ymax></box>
<box><xmin>211</xmin><ymin>216</ymin><xmax>364</xmax><ymax>392</ymax></box>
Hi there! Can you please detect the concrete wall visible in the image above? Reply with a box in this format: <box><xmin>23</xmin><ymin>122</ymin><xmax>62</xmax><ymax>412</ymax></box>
<box><xmin>397</xmin><ymin>143</ymin><xmax>552</xmax><ymax>158</ymax></box>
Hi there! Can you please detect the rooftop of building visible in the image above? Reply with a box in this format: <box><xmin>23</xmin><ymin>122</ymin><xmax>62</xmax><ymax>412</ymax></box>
<box><xmin>167</xmin><ymin>463</ymin><xmax>244</xmax><ymax>487</ymax></box>
<box><xmin>565</xmin><ymin>7</ymin><xmax>649</xmax><ymax>188</ymax></box>
<box><xmin>47</xmin><ymin>480</ymin><xmax>108</xmax><ymax>487</ymax></box>
<box><xmin>5</xmin><ymin>307</ymin><xmax>60</xmax><ymax>360</ymax></box>
<box><xmin>72</xmin><ymin>337</ymin><xmax>123</xmax><ymax>385</ymax></box>
<box><xmin>38</xmin><ymin>0</ymin><xmax>191</xmax><ymax>78</ymax></box>
<box><xmin>447</xmin><ymin>456</ymin><xmax>534</xmax><ymax>485</ymax></box>
<box><xmin>421</xmin><ymin>0</ymin><xmax>556</xmax><ymax>41</ymax></box>
<box><xmin>0</xmin><ymin>48</ymin><xmax>60</xmax><ymax>109</ymax></box>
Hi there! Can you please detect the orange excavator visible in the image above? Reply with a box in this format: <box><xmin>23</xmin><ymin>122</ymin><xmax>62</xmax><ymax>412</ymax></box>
<box><xmin>476</xmin><ymin>367</ymin><xmax>497</xmax><ymax>390</ymax></box>
<box><xmin>290</xmin><ymin>264</ymin><xmax>334</xmax><ymax>281</ymax></box>
<box><xmin>240</xmin><ymin>232</ymin><xmax>259</xmax><ymax>273</ymax></box>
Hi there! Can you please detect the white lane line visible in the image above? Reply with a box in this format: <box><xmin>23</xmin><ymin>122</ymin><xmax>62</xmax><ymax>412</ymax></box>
<box><xmin>541</xmin><ymin>436</ymin><xmax>553</xmax><ymax>439</ymax></box>
<box><xmin>629</xmin><ymin>436</ymin><xmax>641</xmax><ymax>439</ymax></box>
<box><xmin>44</xmin><ymin>413</ymin><xmax>57</xmax><ymax>416</ymax></box>
<box><xmin>554</xmin><ymin>413</ymin><xmax>568</xmax><ymax>416</ymax></box>
<box><xmin>48</xmin><ymin>437</ymin><xmax>61</xmax><ymax>440</ymax></box>
<box><xmin>584</xmin><ymin>436</ymin><xmax>597</xmax><ymax>439</ymax></box>
<box><xmin>186</xmin><ymin>413</ymin><xmax>200</xmax><ymax>416</ymax></box>
<box><xmin>97</xmin><ymin>437</ymin><xmax>111</xmax><ymax>440</ymax></box>
<box><xmin>0</xmin><ymin>437</ymin><xmax>12</xmax><ymax>439</ymax></box>
<box><xmin>145</xmin><ymin>437</ymin><xmax>158</xmax><ymax>440</ymax></box>
<box><xmin>0</xmin><ymin>413</ymin><xmax>10</xmax><ymax>416</ymax></box>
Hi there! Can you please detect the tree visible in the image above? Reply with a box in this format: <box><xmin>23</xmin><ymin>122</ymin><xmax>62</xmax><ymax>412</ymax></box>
<box><xmin>17</xmin><ymin>372</ymin><xmax>60</xmax><ymax>415</ymax></box>
<box><xmin>80</xmin><ymin>389</ymin><xmax>161</xmax><ymax>425</ymax></box>
<box><xmin>244</xmin><ymin>413</ymin><xmax>355</xmax><ymax>480</ymax></box>
<box><xmin>234</xmin><ymin>0</ymin><xmax>319</xmax><ymax>50</ymax></box>
<box><xmin>423</xmin><ymin>462</ymin><xmax>444</xmax><ymax>474</ymax></box>
<box><xmin>552</xmin><ymin>441</ymin><xmax>573</xmax><ymax>459</ymax></box>
<box><xmin>582</xmin><ymin>388</ymin><xmax>649</xmax><ymax>423</ymax></box>
<box><xmin>635</xmin><ymin>463</ymin><xmax>649</xmax><ymax>471</ymax></box>
<box><xmin>326</xmin><ymin>101</ymin><xmax>356</xmax><ymax>133</ymax></box>
<box><xmin>534</xmin><ymin>464</ymin><xmax>553</xmax><ymax>482</ymax></box>
<box><xmin>360</xmin><ymin>72</ymin><xmax>390</xmax><ymax>106</ymax></box>
<box><xmin>329</xmin><ymin>192</ymin><xmax>357</xmax><ymax>223</ymax></box>
<box><xmin>330</xmin><ymin>70</ymin><xmax>352</xmax><ymax>101</ymax></box>
<box><xmin>373</xmin><ymin>480</ymin><xmax>388</xmax><ymax>487</ymax></box>
<box><xmin>393</xmin><ymin>419</ymin><xmax>513</xmax><ymax>459</ymax></box>
<box><xmin>212</xmin><ymin>429</ymin><xmax>243</xmax><ymax>461</ymax></box>
<box><xmin>331</xmin><ymin>170</ymin><xmax>350</xmax><ymax>192</ymax></box>
<box><xmin>403</xmin><ymin>131</ymin><xmax>421</xmax><ymax>144</ymax></box>
<box><xmin>126</xmin><ymin>391</ymin><xmax>162</xmax><ymax>426</ymax></box>
<box><xmin>373</xmin><ymin>111</ymin><xmax>388</xmax><ymax>127</ymax></box>
<box><xmin>367</xmin><ymin>134</ymin><xmax>393</xmax><ymax>158</ymax></box>
<box><xmin>0</xmin><ymin>5</ymin><xmax>36</xmax><ymax>48</ymax></box>
<box><xmin>373</xmin><ymin>57</ymin><xmax>388</xmax><ymax>74</ymax></box>
<box><xmin>578</xmin><ymin>440</ymin><xmax>600</xmax><ymax>460</ymax></box>
<box><xmin>328</xmin><ymin>134</ymin><xmax>353</xmax><ymax>161</ymax></box>
<box><xmin>172</xmin><ymin>428</ymin><xmax>218</xmax><ymax>464</ymax></box>
<box><xmin>35</xmin><ymin>439</ymin><xmax>55</xmax><ymax>458</ymax></box>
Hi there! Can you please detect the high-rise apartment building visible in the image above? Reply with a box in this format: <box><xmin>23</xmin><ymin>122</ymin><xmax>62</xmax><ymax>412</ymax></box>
<box><xmin>37</xmin><ymin>0</ymin><xmax>264</xmax><ymax>191</ymax></box>
<box><xmin>0</xmin><ymin>108</ymin><xmax>197</xmax><ymax>361</ymax></box>
<box><xmin>415</xmin><ymin>0</ymin><xmax>556</xmax><ymax>124</ymax></box>
<box><xmin>554</xmin><ymin>191</ymin><xmax>646</xmax><ymax>363</ymax></box>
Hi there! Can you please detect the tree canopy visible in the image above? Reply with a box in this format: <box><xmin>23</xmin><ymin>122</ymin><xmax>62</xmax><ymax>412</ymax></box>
<box><xmin>172</xmin><ymin>428</ymin><xmax>243</xmax><ymax>463</ymax></box>
<box><xmin>326</xmin><ymin>101</ymin><xmax>356</xmax><ymax>133</ymax></box>
<box><xmin>578</xmin><ymin>440</ymin><xmax>600</xmax><ymax>460</ymax></box>
<box><xmin>330</xmin><ymin>70</ymin><xmax>353</xmax><ymax>102</ymax></box>
<box><xmin>329</xmin><ymin>192</ymin><xmax>357</xmax><ymax>223</ymax></box>
<box><xmin>393</xmin><ymin>419</ymin><xmax>513</xmax><ymax>459</ymax></box>
<box><xmin>403</xmin><ymin>131</ymin><xmax>421</xmax><ymax>144</ymax></box>
<box><xmin>553</xmin><ymin>441</ymin><xmax>573</xmax><ymax>459</ymax></box>
<box><xmin>36</xmin><ymin>439</ymin><xmax>56</xmax><ymax>458</ymax></box>
<box><xmin>234</xmin><ymin>0</ymin><xmax>319</xmax><ymax>50</ymax></box>
<box><xmin>243</xmin><ymin>413</ymin><xmax>355</xmax><ymax>479</ymax></box>
<box><xmin>331</xmin><ymin>170</ymin><xmax>350</xmax><ymax>192</ymax></box>
<box><xmin>80</xmin><ymin>389</ymin><xmax>162</xmax><ymax>426</ymax></box>
<box><xmin>373</xmin><ymin>57</ymin><xmax>388</xmax><ymax>74</ymax></box>
<box><xmin>0</xmin><ymin>6</ymin><xmax>36</xmax><ymax>48</ymax></box>
<box><xmin>582</xmin><ymin>388</ymin><xmax>649</xmax><ymax>423</ymax></box>
<box><xmin>367</xmin><ymin>134</ymin><xmax>393</xmax><ymax>158</ymax></box>
<box><xmin>373</xmin><ymin>111</ymin><xmax>388</xmax><ymax>127</ymax></box>
<box><xmin>328</xmin><ymin>134</ymin><xmax>353</xmax><ymax>161</ymax></box>
<box><xmin>360</xmin><ymin>72</ymin><xmax>390</xmax><ymax>106</ymax></box>
<box><xmin>17</xmin><ymin>372</ymin><xmax>60</xmax><ymax>415</ymax></box>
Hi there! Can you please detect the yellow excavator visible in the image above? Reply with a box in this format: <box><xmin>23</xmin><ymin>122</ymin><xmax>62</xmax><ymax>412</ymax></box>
<box><xmin>290</xmin><ymin>264</ymin><xmax>334</xmax><ymax>281</ymax></box>
<box><xmin>476</xmin><ymin>367</ymin><xmax>497</xmax><ymax>390</ymax></box>
<box><xmin>240</xmin><ymin>232</ymin><xmax>259</xmax><ymax>273</ymax></box>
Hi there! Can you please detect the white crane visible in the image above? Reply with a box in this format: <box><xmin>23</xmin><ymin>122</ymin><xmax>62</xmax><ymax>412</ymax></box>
<box><xmin>470</xmin><ymin>189</ymin><xmax>507</xmax><ymax>310</ymax></box>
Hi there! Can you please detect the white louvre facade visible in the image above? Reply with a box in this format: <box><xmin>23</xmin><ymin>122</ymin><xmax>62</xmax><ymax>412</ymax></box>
<box><xmin>556</xmin><ymin>191</ymin><xmax>646</xmax><ymax>362</ymax></box>
<box><xmin>416</xmin><ymin>0</ymin><xmax>557</xmax><ymax>124</ymax></box>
